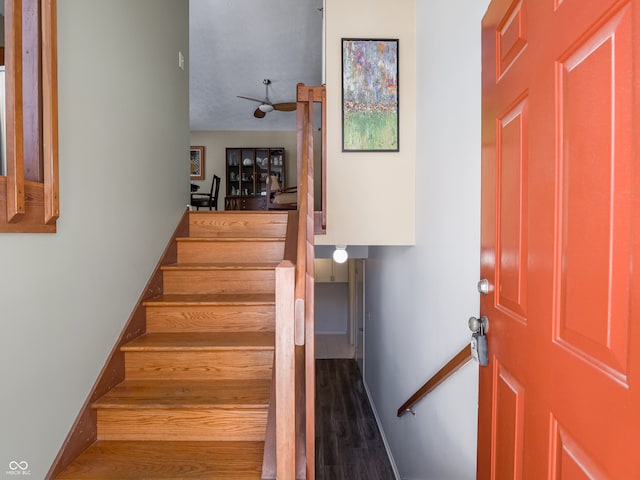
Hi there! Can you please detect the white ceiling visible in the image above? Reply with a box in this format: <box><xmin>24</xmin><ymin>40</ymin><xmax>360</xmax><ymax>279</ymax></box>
<box><xmin>189</xmin><ymin>0</ymin><xmax>324</xmax><ymax>131</ymax></box>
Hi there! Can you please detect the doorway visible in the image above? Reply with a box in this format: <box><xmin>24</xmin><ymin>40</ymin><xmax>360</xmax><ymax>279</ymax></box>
<box><xmin>314</xmin><ymin>256</ymin><xmax>367</xmax><ymax>371</ymax></box>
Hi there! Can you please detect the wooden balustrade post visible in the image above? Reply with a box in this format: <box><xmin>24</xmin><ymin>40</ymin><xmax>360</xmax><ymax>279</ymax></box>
<box><xmin>42</xmin><ymin>0</ymin><xmax>60</xmax><ymax>224</ymax></box>
<box><xmin>275</xmin><ymin>261</ymin><xmax>296</xmax><ymax>479</ymax></box>
<box><xmin>5</xmin><ymin>0</ymin><xmax>25</xmax><ymax>223</ymax></box>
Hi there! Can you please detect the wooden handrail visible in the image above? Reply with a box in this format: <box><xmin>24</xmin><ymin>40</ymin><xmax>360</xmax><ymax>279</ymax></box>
<box><xmin>272</xmin><ymin>83</ymin><xmax>323</xmax><ymax>480</ymax></box>
<box><xmin>397</xmin><ymin>345</ymin><xmax>472</xmax><ymax>417</ymax></box>
<box><xmin>299</xmin><ymin>84</ymin><xmax>319</xmax><ymax>480</ymax></box>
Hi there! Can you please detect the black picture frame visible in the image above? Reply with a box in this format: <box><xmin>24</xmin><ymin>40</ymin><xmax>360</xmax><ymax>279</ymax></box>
<box><xmin>342</xmin><ymin>38</ymin><xmax>399</xmax><ymax>152</ymax></box>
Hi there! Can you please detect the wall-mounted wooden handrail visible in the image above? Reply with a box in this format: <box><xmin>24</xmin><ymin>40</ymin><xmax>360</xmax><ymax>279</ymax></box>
<box><xmin>397</xmin><ymin>345</ymin><xmax>472</xmax><ymax>417</ymax></box>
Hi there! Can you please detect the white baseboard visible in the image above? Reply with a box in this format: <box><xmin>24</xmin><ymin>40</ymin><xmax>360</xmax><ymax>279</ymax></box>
<box><xmin>363</xmin><ymin>380</ymin><xmax>402</xmax><ymax>480</ymax></box>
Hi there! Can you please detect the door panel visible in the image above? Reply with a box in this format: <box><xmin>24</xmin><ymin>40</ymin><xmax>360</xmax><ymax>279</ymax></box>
<box><xmin>555</xmin><ymin>5</ymin><xmax>634</xmax><ymax>382</ymax></box>
<box><xmin>496</xmin><ymin>0</ymin><xmax>528</xmax><ymax>79</ymax></box>
<box><xmin>491</xmin><ymin>362</ymin><xmax>525</xmax><ymax>479</ymax></box>
<box><xmin>549</xmin><ymin>418</ymin><xmax>609</xmax><ymax>480</ymax></box>
<box><xmin>496</xmin><ymin>97</ymin><xmax>529</xmax><ymax>322</ymax></box>
<box><xmin>480</xmin><ymin>0</ymin><xmax>640</xmax><ymax>477</ymax></box>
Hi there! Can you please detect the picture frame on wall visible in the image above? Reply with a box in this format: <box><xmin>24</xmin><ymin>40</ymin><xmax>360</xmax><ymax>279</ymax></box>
<box><xmin>342</xmin><ymin>38</ymin><xmax>399</xmax><ymax>152</ymax></box>
<box><xmin>190</xmin><ymin>146</ymin><xmax>205</xmax><ymax>180</ymax></box>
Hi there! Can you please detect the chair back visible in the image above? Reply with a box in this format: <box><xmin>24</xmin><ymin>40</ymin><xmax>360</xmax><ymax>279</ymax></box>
<box><xmin>210</xmin><ymin>175</ymin><xmax>221</xmax><ymax>210</ymax></box>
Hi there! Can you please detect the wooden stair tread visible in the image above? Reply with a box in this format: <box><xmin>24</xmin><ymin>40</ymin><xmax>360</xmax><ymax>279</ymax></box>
<box><xmin>143</xmin><ymin>293</ymin><xmax>275</xmax><ymax>306</ymax></box>
<box><xmin>94</xmin><ymin>379</ymin><xmax>271</xmax><ymax>408</ymax></box>
<box><xmin>122</xmin><ymin>332</ymin><xmax>275</xmax><ymax>351</ymax></box>
<box><xmin>56</xmin><ymin>211</ymin><xmax>287</xmax><ymax>478</ymax></box>
<box><xmin>56</xmin><ymin>440</ymin><xmax>264</xmax><ymax>479</ymax></box>
<box><xmin>161</xmin><ymin>262</ymin><xmax>279</xmax><ymax>271</ymax></box>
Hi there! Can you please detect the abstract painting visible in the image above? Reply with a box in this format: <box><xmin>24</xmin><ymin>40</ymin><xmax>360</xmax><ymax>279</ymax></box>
<box><xmin>342</xmin><ymin>38</ymin><xmax>399</xmax><ymax>151</ymax></box>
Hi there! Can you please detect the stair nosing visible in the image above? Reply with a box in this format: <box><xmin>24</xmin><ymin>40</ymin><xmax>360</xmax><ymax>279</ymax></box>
<box><xmin>94</xmin><ymin>403</ymin><xmax>269</xmax><ymax>410</ymax></box>
<box><xmin>161</xmin><ymin>263</ymin><xmax>279</xmax><ymax>271</ymax></box>
<box><xmin>143</xmin><ymin>293</ymin><xmax>275</xmax><ymax>307</ymax></box>
<box><xmin>122</xmin><ymin>345</ymin><xmax>274</xmax><ymax>352</ymax></box>
<box><xmin>177</xmin><ymin>236</ymin><xmax>285</xmax><ymax>242</ymax></box>
<box><xmin>121</xmin><ymin>332</ymin><xmax>275</xmax><ymax>352</ymax></box>
<box><xmin>93</xmin><ymin>380</ymin><xmax>271</xmax><ymax>410</ymax></box>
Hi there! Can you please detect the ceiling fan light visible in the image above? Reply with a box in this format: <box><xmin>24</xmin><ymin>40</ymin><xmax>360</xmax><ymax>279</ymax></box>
<box><xmin>258</xmin><ymin>104</ymin><xmax>274</xmax><ymax>113</ymax></box>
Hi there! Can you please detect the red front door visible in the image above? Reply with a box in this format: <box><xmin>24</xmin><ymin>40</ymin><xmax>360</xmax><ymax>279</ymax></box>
<box><xmin>478</xmin><ymin>0</ymin><xmax>640</xmax><ymax>477</ymax></box>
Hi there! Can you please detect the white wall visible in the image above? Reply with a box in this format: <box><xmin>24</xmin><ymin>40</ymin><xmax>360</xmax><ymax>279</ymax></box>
<box><xmin>315</xmin><ymin>283</ymin><xmax>349</xmax><ymax>335</ymax></box>
<box><xmin>0</xmin><ymin>1</ymin><xmax>189</xmax><ymax>477</ymax></box>
<box><xmin>321</xmin><ymin>0</ymin><xmax>416</xmax><ymax>246</ymax></box>
<box><xmin>364</xmin><ymin>1</ymin><xmax>490</xmax><ymax>479</ymax></box>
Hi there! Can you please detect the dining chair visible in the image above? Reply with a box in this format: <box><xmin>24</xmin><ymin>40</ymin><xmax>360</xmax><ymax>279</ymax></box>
<box><xmin>190</xmin><ymin>174</ymin><xmax>220</xmax><ymax>210</ymax></box>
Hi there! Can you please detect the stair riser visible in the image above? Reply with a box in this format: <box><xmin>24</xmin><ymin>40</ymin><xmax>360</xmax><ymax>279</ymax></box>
<box><xmin>97</xmin><ymin>408</ymin><xmax>267</xmax><ymax>441</ymax></box>
<box><xmin>177</xmin><ymin>241</ymin><xmax>284</xmax><ymax>264</ymax></box>
<box><xmin>190</xmin><ymin>212</ymin><xmax>288</xmax><ymax>238</ymax></box>
<box><xmin>124</xmin><ymin>351</ymin><xmax>273</xmax><ymax>381</ymax></box>
<box><xmin>163</xmin><ymin>270</ymin><xmax>275</xmax><ymax>295</ymax></box>
<box><xmin>146</xmin><ymin>305</ymin><xmax>275</xmax><ymax>333</ymax></box>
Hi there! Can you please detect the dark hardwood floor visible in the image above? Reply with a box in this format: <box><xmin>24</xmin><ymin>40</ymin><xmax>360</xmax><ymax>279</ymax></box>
<box><xmin>316</xmin><ymin>359</ymin><xmax>396</xmax><ymax>480</ymax></box>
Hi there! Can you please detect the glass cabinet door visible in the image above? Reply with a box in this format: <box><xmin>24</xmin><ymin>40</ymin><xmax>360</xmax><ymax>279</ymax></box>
<box><xmin>269</xmin><ymin>148</ymin><xmax>285</xmax><ymax>188</ymax></box>
<box><xmin>240</xmin><ymin>148</ymin><xmax>255</xmax><ymax>196</ymax></box>
<box><xmin>256</xmin><ymin>148</ymin><xmax>269</xmax><ymax>196</ymax></box>
<box><xmin>226</xmin><ymin>148</ymin><xmax>240</xmax><ymax>196</ymax></box>
<box><xmin>226</xmin><ymin>147</ymin><xmax>285</xmax><ymax>201</ymax></box>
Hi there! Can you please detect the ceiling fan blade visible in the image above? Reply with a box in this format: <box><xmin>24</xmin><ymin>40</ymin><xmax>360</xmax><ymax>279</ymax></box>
<box><xmin>237</xmin><ymin>95</ymin><xmax>267</xmax><ymax>104</ymax></box>
<box><xmin>273</xmin><ymin>102</ymin><xmax>297</xmax><ymax>112</ymax></box>
<box><xmin>253</xmin><ymin>108</ymin><xmax>266</xmax><ymax>118</ymax></box>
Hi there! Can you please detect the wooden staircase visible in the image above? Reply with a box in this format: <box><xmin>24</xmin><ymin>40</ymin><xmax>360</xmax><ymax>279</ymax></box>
<box><xmin>56</xmin><ymin>211</ymin><xmax>289</xmax><ymax>479</ymax></box>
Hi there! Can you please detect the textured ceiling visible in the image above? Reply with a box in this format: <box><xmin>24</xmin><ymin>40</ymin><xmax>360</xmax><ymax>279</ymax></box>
<box><xmin>189</xmin><ymin>0</ymin><xmax>324</xmax><ymax>131</ymax></box>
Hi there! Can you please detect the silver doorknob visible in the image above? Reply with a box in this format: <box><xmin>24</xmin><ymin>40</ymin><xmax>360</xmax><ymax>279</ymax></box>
<box><xmin>477</xmin><ymin>278</ymin><xmax>491</xmax><ymax>295</ymax></box>
<box><xmin>468</xmin><ymin>315</ymin><xmax>489</xmax><ymax>333</ymax></box>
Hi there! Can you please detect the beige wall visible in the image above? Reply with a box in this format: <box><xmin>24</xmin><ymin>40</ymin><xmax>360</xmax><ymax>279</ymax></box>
<box><xmin>190</xmin><ymin>130</ymin><xmax>322</xmax><ymax>209</ymax></box>
<box><xmin>192</xmin><ymin>0</ymin><xmax>417</xmax><ymax>238</ymax></box>
<box><xmin>321</xmin><ymin>0</ymin><xmax>416</xmax><ymax>246</ymax></box>
<box><xmin>190</xmin><ymin>131</ymin><xmax>298</xmax><ymax>206</ymax></box>
<box><xmin>0</xmin><ymin>2</ymin><xmax>189</xmax><ymax>477</ymax></box>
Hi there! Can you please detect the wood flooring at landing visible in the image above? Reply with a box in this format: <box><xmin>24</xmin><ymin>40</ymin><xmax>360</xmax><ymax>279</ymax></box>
<box><xmin>315</xmin><ymin>359</ymin><xmax>396</xmax><ymax>480</ymax></box>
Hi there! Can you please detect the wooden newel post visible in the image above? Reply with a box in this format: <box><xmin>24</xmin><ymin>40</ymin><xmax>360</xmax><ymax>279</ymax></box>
<box><xmin>275</xmin><ymin>261</ymin><xmax>296</xmax><ymax>479</ymax></box>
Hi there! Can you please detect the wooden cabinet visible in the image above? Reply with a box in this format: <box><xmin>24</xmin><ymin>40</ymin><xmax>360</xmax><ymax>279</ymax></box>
<box><xmin>224</xmin><ymin>147</ymin><xmax>285</xmax><ymax>210</ymax></box>
<box><xmin>225</xmin><ymin>196</ymin><xmax>267</xmax><ymax>211</ymax></box>
<box><xmin>314</xmin><ymin>259</ymin><xmax>349</xmax><ymax>283</ymax></box>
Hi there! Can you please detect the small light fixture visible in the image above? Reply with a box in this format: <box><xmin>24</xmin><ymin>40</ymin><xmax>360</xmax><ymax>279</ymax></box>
<box><xmin>258</xmin><ymin>103</ymin><xmax>274</xmax><ymax>113</ymax></box>
<box><xmin>333</xmin><ymin>245</ymin><xmax>348</xmax><ymax>264</ymax></box>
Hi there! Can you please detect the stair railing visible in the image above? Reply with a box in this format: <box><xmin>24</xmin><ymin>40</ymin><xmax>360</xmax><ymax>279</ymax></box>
<box><xmin>397</xmin><ymin>345</ymin><xmax>472</xmax><ymax>417</ymax></box>
<box><xmin>270</xmin><ymin>84</ymin><xmax>324</xmax><ymax>480</ymax></box>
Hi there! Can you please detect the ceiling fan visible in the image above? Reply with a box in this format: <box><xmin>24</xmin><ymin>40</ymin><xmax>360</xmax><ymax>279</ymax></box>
<box><xmin>237</xmin><ymin>79</ymin><xmax>297</xmax><ymax>118</ymax></box>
